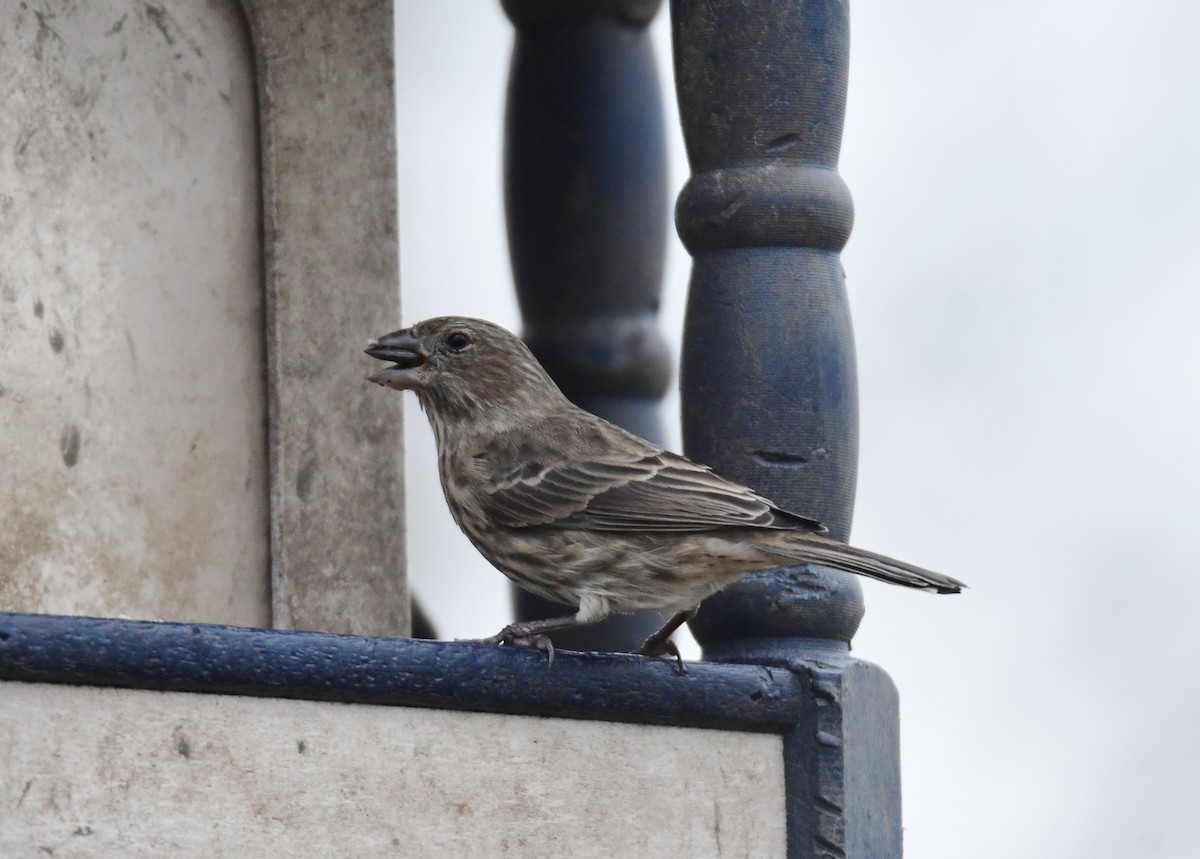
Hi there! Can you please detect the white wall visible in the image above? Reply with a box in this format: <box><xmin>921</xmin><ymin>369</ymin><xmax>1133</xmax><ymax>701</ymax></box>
<box><xmin>0</xmin><ymin>0</ymin><xmax>268</xmax><ymax>625</ymax></box>
<box><xmin>1</xmin><ymin>681</ymin><xmax>783</xmax><ymax>858</ymax></box>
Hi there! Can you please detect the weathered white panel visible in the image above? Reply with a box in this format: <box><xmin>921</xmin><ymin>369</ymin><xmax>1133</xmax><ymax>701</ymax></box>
<box><xmin>0</xmin><ymin>3</ymin><xmax>268</xmax><ymax>623</ymax></box>
<box><xmin>0</xmin><ymin>681</ymin><xmax>785</xmax><ymax>858</ymax></box>
<box><xmin>245</xmin><ymin>0</ymin><xmax>407</xmax><ymax>635</ymax></box>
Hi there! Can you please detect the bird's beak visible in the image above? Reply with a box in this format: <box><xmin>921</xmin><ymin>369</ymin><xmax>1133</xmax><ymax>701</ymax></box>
<box><xmin>365</xmin><ymin>328</ymin><xmax>427</xmax><ymax>390</ymax></box>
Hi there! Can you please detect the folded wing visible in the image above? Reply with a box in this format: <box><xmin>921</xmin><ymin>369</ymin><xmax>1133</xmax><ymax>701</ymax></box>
<box><xmin>475</xmin><ymin>421</ymin><xmax>826</xmax><ymax>534</ymax></box>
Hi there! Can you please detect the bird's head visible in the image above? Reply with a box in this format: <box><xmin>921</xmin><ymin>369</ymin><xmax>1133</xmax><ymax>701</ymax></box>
<box><xmin>366</xmin><ymin>316</ymin><xmax>566</xmax><ymax>424</ymax></box>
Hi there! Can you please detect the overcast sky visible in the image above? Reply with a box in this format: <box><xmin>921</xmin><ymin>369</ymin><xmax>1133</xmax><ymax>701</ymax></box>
<box><xmin>394</xmin><ymin>4</ymin><xmax>1200</xmax><ymax>856</ymax></box>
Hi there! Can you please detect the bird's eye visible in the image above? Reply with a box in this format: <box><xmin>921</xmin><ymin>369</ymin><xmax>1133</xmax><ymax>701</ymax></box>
<box><xmin>444</xmin><ymin>331</ymin><xmax>472</xmax><ymax>352</ymax></box>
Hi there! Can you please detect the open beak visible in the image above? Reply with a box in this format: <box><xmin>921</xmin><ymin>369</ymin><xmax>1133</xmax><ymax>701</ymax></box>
<box><xmin>365</xmin><ymin>329</ymin><xmax>426</xmax><ymax>390</ymax></box>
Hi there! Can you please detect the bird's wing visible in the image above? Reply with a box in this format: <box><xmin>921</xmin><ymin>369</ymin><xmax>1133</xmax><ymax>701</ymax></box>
<box><xmin>473</xmin><ymin>419</ymin><xmax>826</xmax><ymax>533</ymax></box>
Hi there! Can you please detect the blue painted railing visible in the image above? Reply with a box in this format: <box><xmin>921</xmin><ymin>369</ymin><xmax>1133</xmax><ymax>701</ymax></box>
<box><xmin>0</xmin><ymin>612</ymin><xmax>799</xmax><ymax>730</ymax></box>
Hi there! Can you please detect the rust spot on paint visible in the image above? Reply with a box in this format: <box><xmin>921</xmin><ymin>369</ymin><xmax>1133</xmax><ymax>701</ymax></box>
<box><xmin>752</xmin><ymin>448</ymin><xmax>807</xmax><ymax>467</ymax></box>
<box><xmin>765</xmin><ymin>131</ymin><xmax>804</xmax><ymax>153</ymax></box>
<box><xmin>703</xmin><ymin>191</ymin><xmax>747</xmax><ymax>226</ymax></box>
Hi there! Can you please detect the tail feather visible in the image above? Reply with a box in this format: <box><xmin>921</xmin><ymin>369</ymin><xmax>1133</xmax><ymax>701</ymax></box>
<box><xmin>767</xmin><ymin>535</ymin><xmax>965</xmax><ymax>594</ymax></box>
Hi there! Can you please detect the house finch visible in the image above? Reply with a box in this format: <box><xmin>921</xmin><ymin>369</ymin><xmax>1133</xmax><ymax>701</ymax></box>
<box><xmin>367</xmin><ymin>316</ymin><xmax>963</xmax><ymax>662</ymax></box>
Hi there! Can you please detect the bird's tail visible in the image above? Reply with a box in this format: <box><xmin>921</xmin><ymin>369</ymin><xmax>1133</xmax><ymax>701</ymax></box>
<box><xmin>765</xmin><ymin>534</ymin><xmax>966</xmax><ymax>594</ymax></box>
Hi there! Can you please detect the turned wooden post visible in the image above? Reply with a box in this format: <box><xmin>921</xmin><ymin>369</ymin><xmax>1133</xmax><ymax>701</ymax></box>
<box><xmin>673</xmin><ymin>1</ymin><xmax>903</xmax><ymax>855</ymax></box>
<box><xmin>500</xmin><ymin>0</ymin><xmax>672</xmax><ymax>651</ymax></box>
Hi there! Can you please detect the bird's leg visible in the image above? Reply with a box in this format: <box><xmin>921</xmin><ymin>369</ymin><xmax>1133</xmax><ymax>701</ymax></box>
<box><xmin>480</xmin><ymin>595</ymin><xmax>610</xmax><ymax>667</ymax></box>
<box><xmin>635</xmin><ymin>608</ymin><xmax>696</xmax><ymax>654</ymax></box>
<box><xmin>634</xmin><ymin>608</ymin><xmax>697</xmax><ymax>674</ymax></box>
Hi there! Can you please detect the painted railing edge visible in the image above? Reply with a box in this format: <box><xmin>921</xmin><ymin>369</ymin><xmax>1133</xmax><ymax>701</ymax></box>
<box><xmin>0</xmin><ymin>611</ymin><xmax>805</xmax><ymax>734</ymax></box>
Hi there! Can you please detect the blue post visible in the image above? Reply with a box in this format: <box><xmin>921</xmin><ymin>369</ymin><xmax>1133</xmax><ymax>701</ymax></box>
<box><xmin>672</xmin><ymin>1</ymin><xmax>903</xmax><ymax>855</ymax></box>
<box><xmin>501</xmin><ymin>0</ymin><xmax>673</xmax><ymax>651</ymax></box>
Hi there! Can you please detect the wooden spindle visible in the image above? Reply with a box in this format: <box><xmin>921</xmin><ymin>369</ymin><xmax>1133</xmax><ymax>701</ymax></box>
<box><xmin>672</xmin><ymin>2</ymin><xmax>902</xmax><ymax>854</ymax></box>
<box><xmin>501</xmin><ymin>0</ymin><xmax>672</xmax><ymax>651</ymax></box>
<box><xmin>674</xmin><ymin>0</ymin><xmax>864</xmax><ymax>653</ymax></box>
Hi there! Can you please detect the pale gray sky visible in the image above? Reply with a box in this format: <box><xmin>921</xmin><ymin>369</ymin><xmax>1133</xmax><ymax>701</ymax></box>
<box><xmin>395</xmin><ymin>4</ymin><xmax>1200</xmax><ymax>856</ymax></box>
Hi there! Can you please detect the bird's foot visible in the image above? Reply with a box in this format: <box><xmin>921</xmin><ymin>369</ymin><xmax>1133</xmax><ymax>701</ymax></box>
<box><xmin>480</xmin><ymin>623</ymin><xmax>556</xmax><ymax>667</ymax></box>
<box><xmin>631</xmin><ymin>608</ymin><xmax>694</xmax><ymax>675</ymax></box>
<box><xmin>634</xmin><ymin>638</ymin><xmax>687</xmax><ymax>676</ymax></box>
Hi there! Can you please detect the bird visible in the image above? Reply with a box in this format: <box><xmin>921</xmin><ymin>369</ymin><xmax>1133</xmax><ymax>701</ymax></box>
<box><xmin>366</xmin><ymin>316</ymin><xmax>964</xmax><ymax>664</ymax></box>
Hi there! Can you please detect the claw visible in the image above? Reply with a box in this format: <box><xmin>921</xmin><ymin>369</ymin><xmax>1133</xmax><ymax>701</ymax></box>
<box><xmin>635</xmin><ymin>638</ymin><xmax>687</xmax><ymax>675</ymax></box>
<box><xmin>479</xmin><ymin>623</ymin><xmax>556</xmax><ymax>668</ymax></box>
<box><xmin>530</xmin><ymin>634</ymin><xmax>555</xmax><ymax>667</ymax></box>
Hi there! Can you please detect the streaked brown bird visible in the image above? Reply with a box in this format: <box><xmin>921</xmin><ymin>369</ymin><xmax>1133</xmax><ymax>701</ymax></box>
<box><xmin>367</xmin><ymin>316</ymin><xmax>964</xmax><ymax>662</ymax></box>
